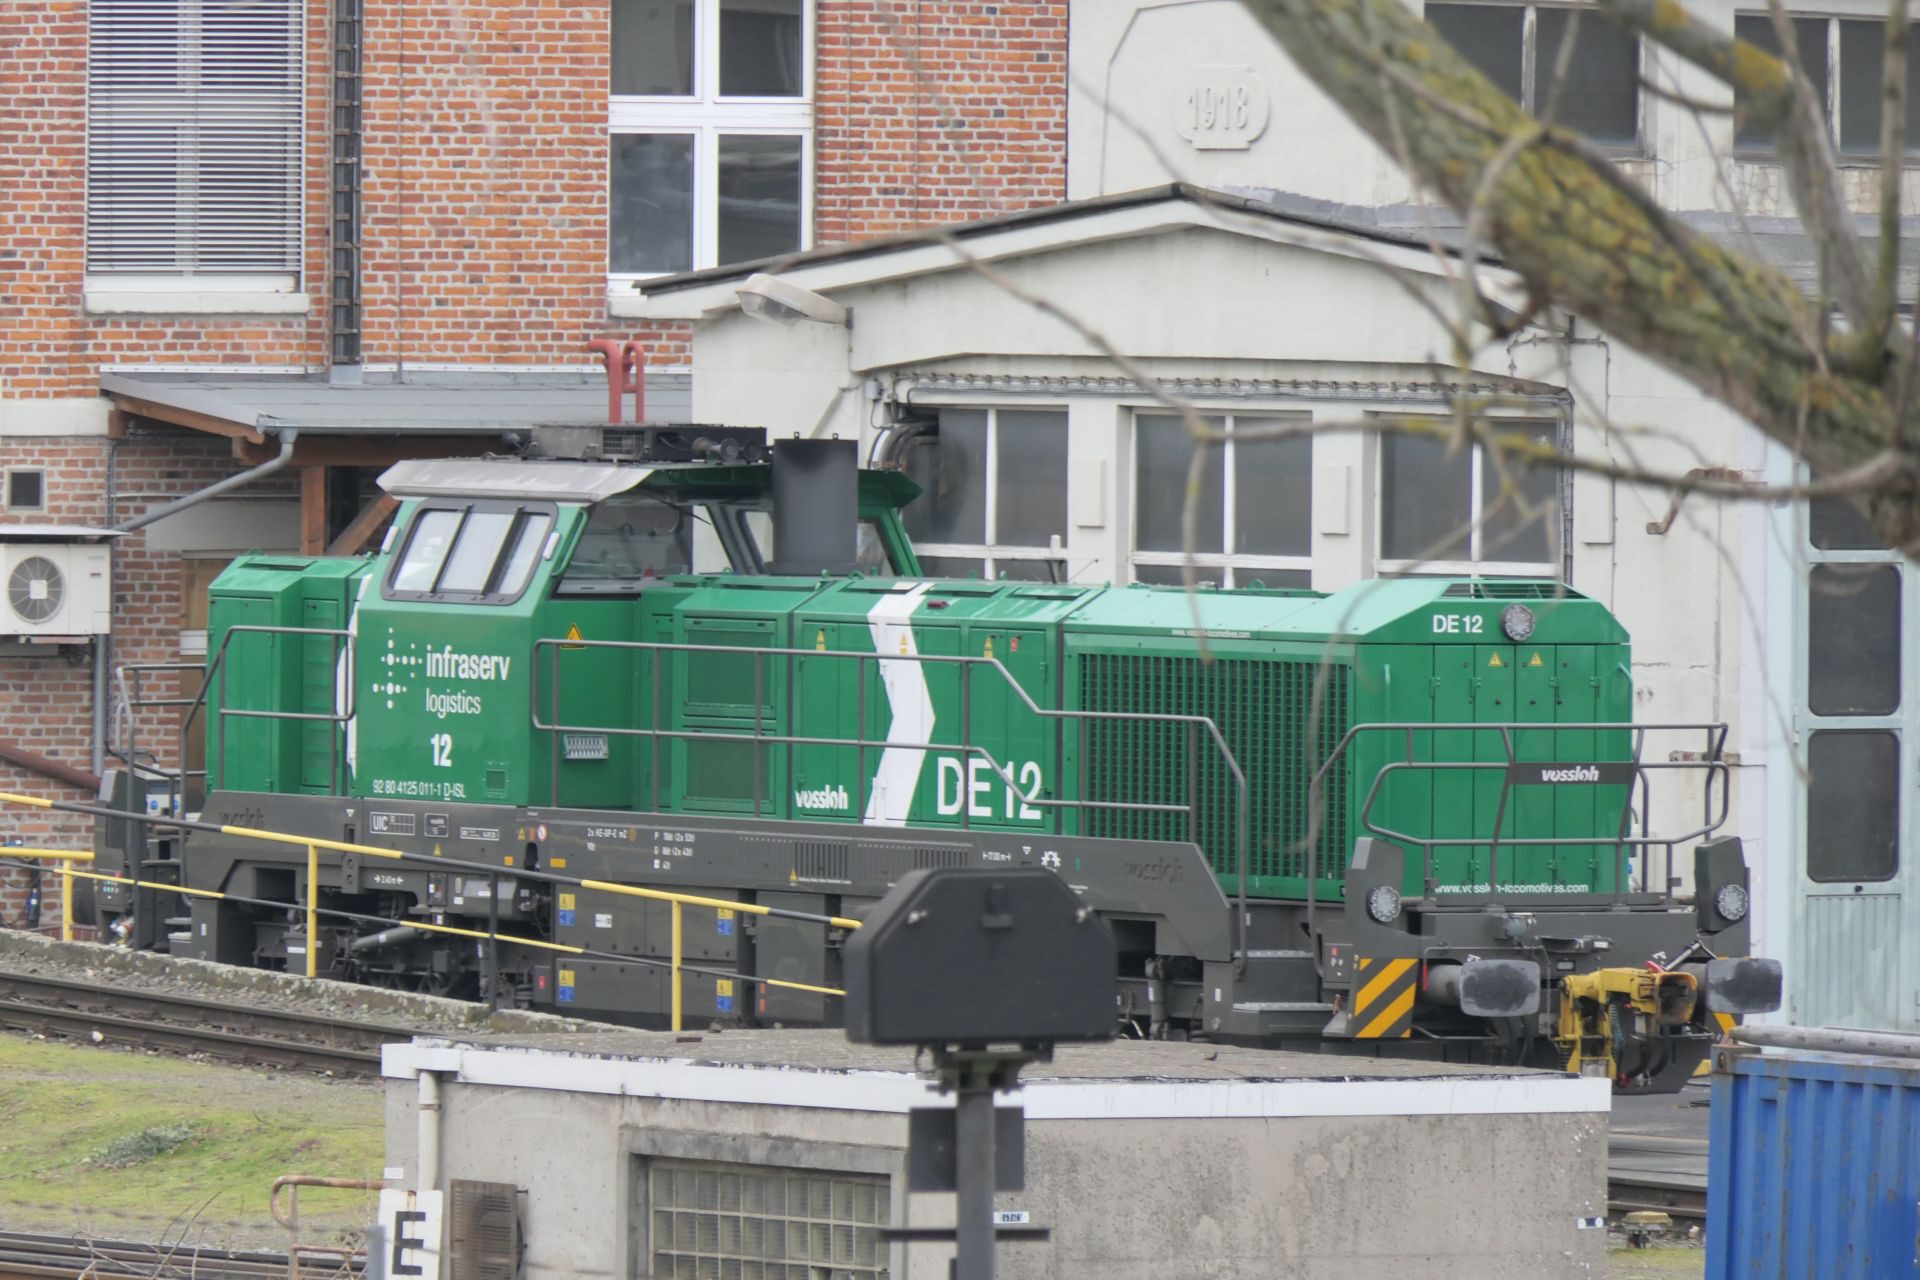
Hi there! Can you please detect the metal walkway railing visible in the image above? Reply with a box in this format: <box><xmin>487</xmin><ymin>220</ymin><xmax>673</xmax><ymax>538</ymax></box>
<box><xmin>0</xmin><ymin>790</ymin><xmax>852</xmax><ymax>1032</ymax></box>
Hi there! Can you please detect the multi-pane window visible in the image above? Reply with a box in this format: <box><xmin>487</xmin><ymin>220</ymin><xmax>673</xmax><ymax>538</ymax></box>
<box><xmin>901</xmin><ymin>408</ymin><xmax>1070</xmax><ymax>581</ymax></box>
<box><xmin>86</xmin><ymin>0</ymin><xmax>304</xmax><ymax>281</ymax></box>
<box><xmin>610</xmin><ymin>0</ymin><xmax>810</xmax><ymax>276</ymax></box>
<box><xmin>645</xmin><ymin>1159</ymin><xmax>888</xmax><ymax>1279</ymax></box>
<box><xmin>386</xmin><ymin>503</ymin><xmax>555</xmax><ymax>603</ymax></box>
<box><xmin>1734</xmin><ymin>15</ymin><xmax>1920</xmax><ymax>157</ymax></box>
<box><xmin>1425</xmin><ymin>3</ymin><xmax>1641</xmax><ymax>146</ymax></box>
<box><xmin>1378</xmin><ymin>419</ymin><xmax>1564</xmax><ymax>573</ymax></box>
<box><xmin>1803</xmin><ymin>498</ymin><xmax>1903</xmax><ymax>883</ymax></box>
<box><xmin>1131</xmin><ymin>413</ymin><xmax>1312</xmax><ymax>588</ymax></box>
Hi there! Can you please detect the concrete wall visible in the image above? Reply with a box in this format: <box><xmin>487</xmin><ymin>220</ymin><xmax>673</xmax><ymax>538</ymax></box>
<box><xmin>1067</xmin><ymin>0</ymin><xmax>1920</xmax><ymax>220</ymax></box>
<box><xmin>384</xmin><ymin>1039</ymin><xmax>1610</xmax><ymax>1280</ymax></box>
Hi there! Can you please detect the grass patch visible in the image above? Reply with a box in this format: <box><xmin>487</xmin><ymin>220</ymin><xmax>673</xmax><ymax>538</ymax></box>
<box><xmin>0</xmin><ymin>1033</ymin><xmax>385</xmax><ymax>1248</ymax></box>
<box><xmin>88</xmin><ymin>1122</ymin><xmax>197</xmax><ymax>1168</ymax></box>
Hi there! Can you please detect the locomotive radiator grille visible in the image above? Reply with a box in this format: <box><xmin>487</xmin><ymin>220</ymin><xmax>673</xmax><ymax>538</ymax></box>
<box><xmin>1077</xmin><ymin>652</ymin><xmax>1350</xmax><ymax>887</ymax></box>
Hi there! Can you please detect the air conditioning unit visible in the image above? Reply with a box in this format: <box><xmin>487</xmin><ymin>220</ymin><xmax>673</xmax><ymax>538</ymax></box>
<box><xmin>1</xmin><ymin>528</ymin><xmax>117</xmax><ymax>641</ymax></box>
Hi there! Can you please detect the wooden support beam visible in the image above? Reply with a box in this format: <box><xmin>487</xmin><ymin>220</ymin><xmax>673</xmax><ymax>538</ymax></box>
<box><xmin>300</xmin><ymin>466</ymin><xmax>328</xmax><ymax>555</ymax></box>
<box><xmin>107</xmin><ymin>395</ymin><xmax>266</xmax><ymax>445</ymax></box>
<box><xmin>324</xmin><ymin>493</ymin><xmax>400</xmax><ymax>557</ymax></box>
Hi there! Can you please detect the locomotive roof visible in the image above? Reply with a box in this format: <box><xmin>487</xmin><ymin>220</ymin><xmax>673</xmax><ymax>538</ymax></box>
<box><xmin>378</xmin><ymin>457</ymin><xmax>921</xmax><ymax>506</ymax></box>
<box><xmin>1066</xmin><ymin>577</ymin><xmax>1624</xmax><ymax>643</ymax></box>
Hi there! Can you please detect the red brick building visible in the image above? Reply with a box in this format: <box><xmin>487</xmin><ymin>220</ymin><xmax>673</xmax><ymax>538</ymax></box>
<box><xmin>0</xmin><ymin>0</ymin><xmax>1069</xmax><ymax>919</ymax></box>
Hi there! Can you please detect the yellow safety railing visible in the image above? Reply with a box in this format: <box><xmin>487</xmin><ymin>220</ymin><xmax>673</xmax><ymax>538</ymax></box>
<box><xmin>2</xmin><ymin>792</ymin><xmax>857</xmax><ymax>1032</ymax></box>
<box><xmin>0</xmin><ymin>847</ymin><xmax>95</xmax><ymax>944</ymax></box>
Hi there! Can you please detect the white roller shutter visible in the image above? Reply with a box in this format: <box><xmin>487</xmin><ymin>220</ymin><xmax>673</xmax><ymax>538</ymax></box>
<box><xmin>86</xmin><ymin>0</ymin><xmax>303</xmax><ymax>277</ymax></box>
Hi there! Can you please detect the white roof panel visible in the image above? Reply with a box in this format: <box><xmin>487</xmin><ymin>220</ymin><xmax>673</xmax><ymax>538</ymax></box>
<box><xmin>377</xmin><ymin>459</ymin><xmax>655</xmax><ymax>503</ymax></box>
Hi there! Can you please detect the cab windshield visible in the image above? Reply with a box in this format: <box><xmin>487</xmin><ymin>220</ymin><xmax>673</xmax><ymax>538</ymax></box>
<box><xmin>558</xmin><ymin>492</ymin><xmax>719</xmax><ymax>589</ymax></box>
<box><xmin>557</xmin><ymin>489</ymin><xmax>904</xmax><ymax>590</ymax></box>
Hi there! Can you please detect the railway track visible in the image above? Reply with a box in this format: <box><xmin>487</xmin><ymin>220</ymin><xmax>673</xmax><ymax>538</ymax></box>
<box><xmin>0</xmin><ymin>972</ymin><xmax>407</xmax><ymax>1077</ymax></box>
<box><xmin>0</xmin><ymin>1229</ymin><xmax>360</xmax><ymax>1280</ymax></box>
<box><xmin>1607</xmin><ymin>1133</ymin><xmax>1709</xmax><ymax>1222</ymax></box>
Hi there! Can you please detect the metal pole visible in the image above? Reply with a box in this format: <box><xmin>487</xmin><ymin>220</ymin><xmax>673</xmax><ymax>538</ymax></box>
<box><xmin>753</xmin><ymin>653</ymin><xmax>764</xmax><ymax>818</ymax></box>
<box><xmin>953</xmin><ymin>1085</ymin><xmax>996</xmax><ymax>1280</ymax></box>
<box><xmin>1732</xmin><ymin>1024</ymin><xmax>1920</xmax><ymax>1059</ymax></box>
<box><xmin>485</xmin><ymin>871</ymin><xmax>500</xmax><ymax>1004</ymax></box>
<box><xmin>671</xmin><ymin>899</ymin><xmax>683</xmax><ymax>1033</ymax></box>
<box><xmin>961</xmin><ymin>663</ymin><xmax>972</xmax><ymax>831</ymax></box>
<box><xmin>305</xmin><ymin>843</ymin><xmax>318</xmax><ymax>978</ymax></box>
<box><xmin>60</xmin><ymin>859</ymin><xmax>73</xmax><ymax>942</ymax></box>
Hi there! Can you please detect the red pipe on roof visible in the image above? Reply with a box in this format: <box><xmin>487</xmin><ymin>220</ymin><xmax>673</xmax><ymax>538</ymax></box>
<box><xmin>587</xmin><ymin>339</ymin><xmax>648</xmax><ymax>424</ymax></box>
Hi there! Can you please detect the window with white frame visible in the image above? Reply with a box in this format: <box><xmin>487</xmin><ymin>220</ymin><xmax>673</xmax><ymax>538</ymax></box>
<box><xmin>899</xmin><ymin>408</ymin><xmax>1069</xmax><ymax>581</ymax></box>
<box><xmin>86</xmin><ymin>0</ymin><xmax>304</xmax><ymax>282</ymax></box>
<box><xmin>1131</xmin><ymin>412</ymin><xmax>1312</xmax><ymax>588</ymax></box>
<box><xmin>1734</xmin><ymin>14</ymin><xmax>1920</xmax><ymax>157</ymax></box>
<box><xmin>609</xmin><ymin>0</ymin><xmax>810</xmax><ymax>277</ymax></box>
<box><xmin>1425</xmin><ymin>3</ymin><xmax>1641</xmax><ymax>146</ymax></box>
<box><xmin>1377</xmin><ymin>418</ymin><xmax>1565</xmax><ymax>574</ymax></box>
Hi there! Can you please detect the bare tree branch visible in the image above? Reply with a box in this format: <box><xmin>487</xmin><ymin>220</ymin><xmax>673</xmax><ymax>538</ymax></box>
<box><xmin>1236</xmin><ymin>0</ymin><xmax>1920</xmax><ymax>554</ymax></box>
<box><xmin>1595</xmin><ymin>0</ymin><xmax>1875</xmax><ymax>338</ymax></box>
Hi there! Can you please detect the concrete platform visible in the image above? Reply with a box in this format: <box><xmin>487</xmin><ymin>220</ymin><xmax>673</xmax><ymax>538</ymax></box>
<box><xmin>383</xmin><ymin>1030</ymin><xmax>1611</xmax><ymax>1279</ymax></box>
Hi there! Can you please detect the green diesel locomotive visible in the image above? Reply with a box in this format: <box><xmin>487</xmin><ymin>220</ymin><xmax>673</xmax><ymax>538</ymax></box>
<box><xmin>92</xmin><ymin>428</ymin><xmax>1780</xmax><ymax>1090</ymax></box>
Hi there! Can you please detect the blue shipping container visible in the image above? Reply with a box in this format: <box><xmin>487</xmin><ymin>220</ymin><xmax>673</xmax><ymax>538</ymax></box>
<box><xmin>1707</xmin><ymin>1046</ymin><xmax>1920</xmax><ymax>1278</ymax></box>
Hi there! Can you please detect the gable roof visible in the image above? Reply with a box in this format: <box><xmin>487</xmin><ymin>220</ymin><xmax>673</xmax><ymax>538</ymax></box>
<box><xmin>619</xmin><ymin>184</ymin><xmax>1516</xmax><ymax>322</ymax></box>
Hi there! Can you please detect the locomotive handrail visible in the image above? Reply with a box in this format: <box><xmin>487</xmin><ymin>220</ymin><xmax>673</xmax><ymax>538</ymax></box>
<box><xmin>1301</xmin><ymin>719</ymin><xmax>1733</xmax><ymax>968</ymax></box>
<box><xmin>112</xmin><ymin>661</ymin><xmax>209</xmax><ymax>812</ymax></box>
<box><xmin>136</xmin><ymin>625</ymin><xmax>358</xmax><ymax>813</ymax></box>
<box><xmin>528</xmin><ymin>635</ymin><xmax>1259</xmax><ymax>967</ymax></box>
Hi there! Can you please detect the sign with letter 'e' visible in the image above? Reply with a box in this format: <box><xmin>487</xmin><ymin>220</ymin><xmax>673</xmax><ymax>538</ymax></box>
<box><xmin>378</xmin><ymin>1188</ymin><xmax>444</xmax><ymax>1279</ymax></box>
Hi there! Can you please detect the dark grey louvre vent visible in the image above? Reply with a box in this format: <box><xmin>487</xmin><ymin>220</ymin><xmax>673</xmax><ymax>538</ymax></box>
<box><xmin>448</xmin><ymin>1179</ymin><xmax>522</xmax><ymax>1280</ymax></box>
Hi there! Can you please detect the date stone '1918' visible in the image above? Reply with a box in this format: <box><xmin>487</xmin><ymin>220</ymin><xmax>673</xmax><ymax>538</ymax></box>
<box><xmin>1173</xmin><ymin>66</ymin><xmax>1271</xmax><ymax>151</ymax></box>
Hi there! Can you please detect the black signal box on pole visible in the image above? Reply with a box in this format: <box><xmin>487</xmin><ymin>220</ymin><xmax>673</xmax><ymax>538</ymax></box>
<box><xmin>845</xmin><ymin>868</ymin><xmax>1116</xmax><ymax>1280</ymax></box>
<box><xmin>844</xmin><ymin>867</ymin><xmax>1116</xmax><ymax>1046</ymax></box>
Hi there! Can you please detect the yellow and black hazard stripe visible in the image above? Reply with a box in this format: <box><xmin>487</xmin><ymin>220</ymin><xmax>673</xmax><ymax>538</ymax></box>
<box><xmin>1351</xmin><ymin>957</ymin><xmax>1419</xmax><ymax>1040</ymax></box>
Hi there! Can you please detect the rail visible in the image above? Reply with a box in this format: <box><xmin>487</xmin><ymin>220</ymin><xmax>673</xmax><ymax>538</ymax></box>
<box><xmin>530</xmin><ymin>635</ymin><xmax>1257</xmax><ymax>964</ymax></box>
<box><xmin>1302</xmin><ymin>720</ymin><xmax>1732</xmax><ymax>962</ymax></box>
<box><xmin>1</xmin><ymin>791</ymin><xmax>854</xmax><ymax>1032</ymax></box>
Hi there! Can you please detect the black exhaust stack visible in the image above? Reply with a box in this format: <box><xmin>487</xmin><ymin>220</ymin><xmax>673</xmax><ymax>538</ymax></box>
<box><xmin>770</xmin><ymin>438</ymin><xmax>859</xmax><ymax>576</ymax></box>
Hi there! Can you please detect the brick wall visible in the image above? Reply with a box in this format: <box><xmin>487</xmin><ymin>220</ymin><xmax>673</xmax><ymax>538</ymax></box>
<box><xmin>357</xmin><ymin>0</ymin><xmax>632</xmax><ymax>365</ymax></box>
<box><xmin>815</xmin><ymin>1</ymin><xmax>1070</xmax><ymax>244</ymax></box>
<box><xmin>0</xmin><ymin>0</ymin><xmax>331</xmax><ymax>397</ymax></box>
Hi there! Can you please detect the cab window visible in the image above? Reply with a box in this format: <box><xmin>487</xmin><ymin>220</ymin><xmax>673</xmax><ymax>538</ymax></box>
<box><xmin>385</xmin><ymin>504</ymin><xmax>554</xmax><ymax>602</ymax></box>
<box><xmin>557</xmin><ymin>491</ymin><xmax>733</xmax><ymax>591</ymax></box>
